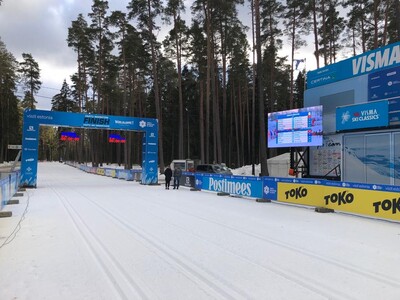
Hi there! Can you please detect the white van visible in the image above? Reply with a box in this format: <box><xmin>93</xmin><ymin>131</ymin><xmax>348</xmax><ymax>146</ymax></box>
<box><xmin>170</xmin><ymin>159</ymin><xmax>196</xmax><ymax>172</ymax></box>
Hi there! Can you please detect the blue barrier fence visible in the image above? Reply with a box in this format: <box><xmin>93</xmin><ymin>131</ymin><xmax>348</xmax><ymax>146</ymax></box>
<box><xmin>194</xmin><ymin>173</ymin><xmax>263</xmax><ymax>198</ymax></box>
<box><xmin>67</xmin><ymin>165</ymin><xmax>400</xmax><ymax>222</ymax></box>
<box><xmin>183</xmin><ymin>171</ymin><xmax>400</xmax><ymax>222</ymax></box>
<box><xmin>65</xmin><ymin>162</ymin><xmax>142</xmax><ymax>182</ymax></box>
<box><xmin>0</xmin><ymin>172</ymin><xmax>20</xmax><ymax>211</ymax></box>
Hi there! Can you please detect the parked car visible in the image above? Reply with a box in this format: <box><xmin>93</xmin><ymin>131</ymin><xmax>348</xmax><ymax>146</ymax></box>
<box><xmin>195</xmin><ymin>164</ymin><xmax>233</xmax><ymax>175</ymax></box>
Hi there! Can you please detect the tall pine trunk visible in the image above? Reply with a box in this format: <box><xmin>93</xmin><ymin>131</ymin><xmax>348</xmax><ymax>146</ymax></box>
<box><xmin>147</xmin><ymin>0</ymin><xmax>165</xmax><ymax>173</ymax></box>
<box><xmin>174</xmin><ymin>12</ymin><xmax>184</xmax><ymax>159</ymax></box>
<box><xmin>312</xmin><ymin>0</ymin><xmax>320</xmax><ymax>68</ymax></box>
<box><xmin>205</xmin><ymin>2</ymin><xmax>211</xmax><ymax>163</ymax></box>
<box><xmin>255</xmin><ymin>0</ymin><xmax>269</xmax><ymax>176</ymax></box>
<box><xmin>199</xmin><ymin>80</ymin><xmax>205</xmax><ymax>163</ymax></box>
<box><xmin>251</xmin><ymin>0</ymin><xmax>256</xmax><ymax>175</ymax></box>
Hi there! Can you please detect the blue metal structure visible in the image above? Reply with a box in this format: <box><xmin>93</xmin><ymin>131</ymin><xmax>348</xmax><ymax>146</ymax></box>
<box><xmin>20</xmin><ymin>109</ymin><xmax>158</xmax><ymax>187</ymax></box>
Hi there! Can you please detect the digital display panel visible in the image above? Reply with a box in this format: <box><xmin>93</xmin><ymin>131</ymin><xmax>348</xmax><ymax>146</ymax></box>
<box><xmin>60</xmin><ymin>131</ymin><xmax>80</xmax><ymax>141</ymax></box>
<box><xmin>109</xmin><ymin>133</ymin><xmax>126</xmax><ymax>144</ymax></box>
<box><xmin>267</xmin><ymin>105</ymin><xmax>323</xmax><ymax>148</ymax></box>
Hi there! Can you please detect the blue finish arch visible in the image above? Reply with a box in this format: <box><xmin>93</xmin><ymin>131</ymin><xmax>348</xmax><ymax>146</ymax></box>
<box><xmin>20</xmin><ymin>109</ymin><xmax>158</xmax><ymax>187</ymax></box>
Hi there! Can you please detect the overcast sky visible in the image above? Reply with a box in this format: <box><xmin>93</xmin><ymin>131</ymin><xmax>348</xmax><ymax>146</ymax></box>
<box><xmin>0</xmin><ymin>0</ymin><xmax>314</xmax><ymax>111</ymax></box>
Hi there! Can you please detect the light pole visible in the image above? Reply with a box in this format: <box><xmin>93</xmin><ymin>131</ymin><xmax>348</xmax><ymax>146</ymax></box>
<box><xmin>186</xmin><ymin>108</ymin><xmax>190</xmax><ymax>158</ymax></box>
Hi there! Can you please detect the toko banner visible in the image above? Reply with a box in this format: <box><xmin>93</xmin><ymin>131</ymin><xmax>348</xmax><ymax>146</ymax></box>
<box><xmin>263</xmin><ymin>177</ymin><xmax>400</xmax><ymax>222</ymax></box>
<box><xmin>20</xmin><ymin>109</ymin><xmax>158</xmax><ymax>187</ymax></box>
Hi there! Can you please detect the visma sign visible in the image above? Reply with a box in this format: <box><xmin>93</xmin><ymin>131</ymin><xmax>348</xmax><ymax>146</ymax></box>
<box><xmin>336</xmin><ymin>100</ymin><xmax>389</xmax><ymax>131</ymax></box>
<box><xmin>308</xmin><ymin>41</ymin><xmax>400</xmax><ymax>88</ymax></box>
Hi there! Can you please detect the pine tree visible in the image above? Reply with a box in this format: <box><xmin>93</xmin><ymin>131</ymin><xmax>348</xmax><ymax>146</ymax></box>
<box><xmin>343</xmin><ymin>0</ymin><xmax>369</xmax><ymax>53</ymax></box>
<box><xmin>88</xmin><ymin>0</ymin><xmax>113</xmax><ymax>166</ymax></box>
<box><xmin>214</xmin><ymin>0</ymin><xmax>246</xmax><ymax>164</ymax></box>
<box><xmin>254</xmin><ymin>0</ymin><xmax>269</xmax><ymax>175</ymax></box>
<box><xmin>164</xmin><ymin>0</ymin><xmax>187</xmax><ymax>159</ymax></box>
<box><xmin>386</xmin><ymin>0</ymin><xmax>400</xmax><ymax>44</ymax></box>
<box><xmin>282</xmin><ymin>0</ymin><xmax>308</xmax><ymax>109</ymax></box>
<box><xmin>0</xmin><ymin>39</ymin><xmax>20</xmax><ymax>162</ymax></box>
<box><xmin>260</xmin><ymin>0</ymin><xmax>284</xmax><ymax>110</ymax></box>
<box><xmin>226</xmin><ymin>23</ymin><xmax>251</xmax><ymax>167</ymax></box>
<box><xmin>319</xmin><ymin>1</ymin><xmax>345</xmax><ymax>64</ymax></box>
<box><xmin>157</xmin><ymin>56</ymin><xmax>179</xmax><ymax>163</ymax></box>
<box><xmin>187</xmin><ymin>20</ymin><xmax>207</xmax><ymax>163</ymax></box>
<box><xmin>307</xmin><ymin>0</ymin><xmax>321</xmax><ymax>68</ymax></box>
<box><xmin>18</xmin><ymin>53</ymin><xmax>41</xmax><ymax>109</ymax></box>
<box><xmin>181</xmin><ymin>65</ymin><xmax>200</xmax><ymax>160</ymax></box>
<box><xmin>108</xmin><ymin>10</ymin><xmax>129</xmax><ymax>116</ymax></box>
<box><xmin>88</xmin><ymin>0</ymin><xmax>111</xmax><ymax>115</ymax></box>
<box><xmin>191</xmin><ymin>0</ymin><xmax>214</xmax><ymax>163</ymax></box>
<box><xmin>294</xmin><ymin>71</ymin><xmax>305</xmax><ymax>109</ymax></box>
<box><xmin>128</xmin><ymin>0</ymin><xmax>166</xmax><ymax>172</ymax></box>
<box><xmin>51</xmin><ymin>80</ymin><xmax>76</xmax><ymax>112</ymax></box>
<box><xmin>67</xmin><ymin>14</ymin><xmax>93</xmax><ymax>112</ymax></box>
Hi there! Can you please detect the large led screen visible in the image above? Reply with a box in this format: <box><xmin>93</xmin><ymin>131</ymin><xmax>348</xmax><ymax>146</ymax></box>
<box><xmin>267</xmin><ymin>105</ymin><xmax>323</xmax><ymax>148</ymax></box>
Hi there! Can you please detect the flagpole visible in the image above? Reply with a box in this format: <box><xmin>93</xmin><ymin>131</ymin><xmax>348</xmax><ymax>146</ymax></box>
<box><xmin>304</xmin><ymin>58</ymin><xmax>307</xmax><ymax>92</ymax></box>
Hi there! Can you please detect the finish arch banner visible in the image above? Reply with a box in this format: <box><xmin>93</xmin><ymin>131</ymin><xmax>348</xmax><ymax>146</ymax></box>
<box><xmin>21</xmin><ymin>109</ymin><xmax>158</xmax><ymax>187</ymax></box>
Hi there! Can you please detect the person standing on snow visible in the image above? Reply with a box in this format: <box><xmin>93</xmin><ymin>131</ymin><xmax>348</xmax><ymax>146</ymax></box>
<box><xmin>173</xmin><ymin>166</ymin><xmax>182</xmax><ymax>189</ymax></box>
<box><xmin>164</xmin><ymin>165</ymin><xmax>172</xmax><ymax>189</ymax></box>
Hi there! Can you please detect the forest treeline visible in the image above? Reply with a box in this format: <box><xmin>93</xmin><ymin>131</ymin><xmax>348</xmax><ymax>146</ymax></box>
<box><xmin>1</xmin><ymin>0</ymin><xmax>399</xmax><ymax>174</ymax></box>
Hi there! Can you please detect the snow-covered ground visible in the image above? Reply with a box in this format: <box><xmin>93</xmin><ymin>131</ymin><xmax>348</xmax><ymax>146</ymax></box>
<box><xmin>1</xmin><ymin>162</ymin><xmax>400</xmax><ymax>300</ymax></box>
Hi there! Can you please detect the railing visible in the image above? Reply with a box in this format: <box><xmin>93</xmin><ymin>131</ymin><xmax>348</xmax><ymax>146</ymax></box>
<box><xmin>0</xmin><ymin>172</ymin><xmax>20</xmax><ymax>211</ymax></box>
<box><xmin>65</xmin><ymin>162</ymin><xmax>142</xmax><ymax>182</ymax></box>
<box><xmin>323</xmin><ymin>164</ymin><xmax>341</xmax><ymax>179</ymax></box>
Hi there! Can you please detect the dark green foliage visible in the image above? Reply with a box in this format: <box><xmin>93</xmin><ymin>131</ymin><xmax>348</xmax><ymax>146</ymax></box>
<box><xmin>318</xmin><ymin>0</ymin><xmax>345</xmax><ymax>64</ymax></box>
<box><xmin>51</xmin><ymin>80</ymin><xmax>77</xmax><ymax>112</ymax></box>
<box><xmin>18</xmin><ymin>53</ymin><xmax>41</xmax><ymax>109</ymax></box>
<box><xmin>294</xmin><ymin>71</ymin><xmax>305</xmax><ymax>109</ymax></box>
<box><xmin>386</xmin><ymin>1</ymin><xmax>400</xmax><ymax>44</ymax></box>
<box><xmin>0</xmin><ymin>40</ymin><xmax>21</xmax><ymax>163</ymax></box>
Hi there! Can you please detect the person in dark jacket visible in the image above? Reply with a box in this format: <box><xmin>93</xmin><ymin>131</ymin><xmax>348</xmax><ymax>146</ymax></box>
<box><xmin>164</xmin><ymin>166</ymin><xmax>172</xmax><ymax>189</ymax></box>
<box><xmin>173</xmin><ymin>167</ymin><xmax>182</xmax><ymax>189</ymax></box>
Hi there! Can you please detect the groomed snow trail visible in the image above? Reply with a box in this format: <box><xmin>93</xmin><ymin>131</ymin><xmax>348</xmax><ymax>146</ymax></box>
<box><xmin>1</xmin><ymin>162</ymin><xmax>400</xmax><ymax>300</ymax></box>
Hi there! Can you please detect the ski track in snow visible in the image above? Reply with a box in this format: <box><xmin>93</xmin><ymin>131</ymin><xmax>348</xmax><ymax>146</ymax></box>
<box><xmin>52</xmin><ymin>186</ymin><xmax>152</xmax><ymax>300</ymax></box>
<box><xmin>1</xmin><ymin>162</ymin><xmax>400</xmax><ymax>300</ymax></box>
<box><xmin>51</xmin><ymin>183</ymin><xmax>246</xmax><ymax>300</ymax></box>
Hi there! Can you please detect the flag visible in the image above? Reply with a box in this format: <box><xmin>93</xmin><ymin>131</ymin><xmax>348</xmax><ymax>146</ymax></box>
<box><xmin>294</xmin><ymin>58</ymin><xmax>306</xmax><ymax>70</ymax></box>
